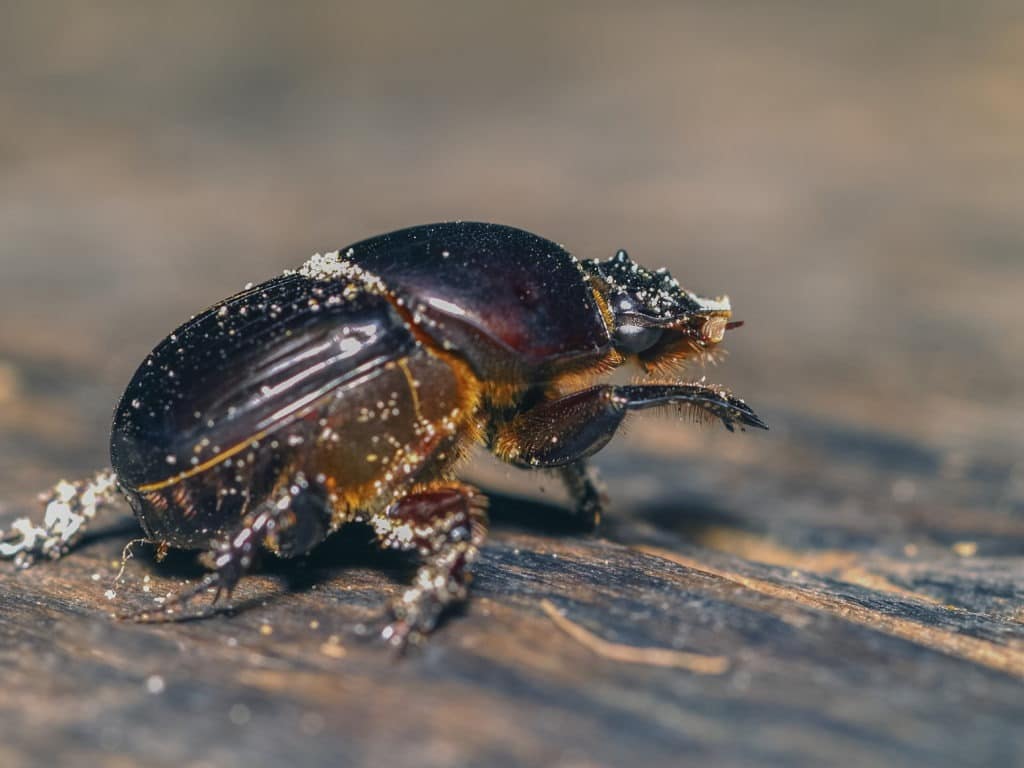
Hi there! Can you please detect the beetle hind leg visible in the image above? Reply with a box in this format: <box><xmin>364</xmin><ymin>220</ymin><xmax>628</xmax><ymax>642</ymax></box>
<box><xmin>123</xmin><ymin>473</ymin><xmax>331</xmax><ymax>622</ymax></box>
<box><xmin>0</xmin><ymin>469</ymin><xmax>121</xmax><ymax>568</ymax></box>
<box><xmin>373</xmin><ymin>482</ymin><xmax>489</xmax><ymax>648</ymax></box>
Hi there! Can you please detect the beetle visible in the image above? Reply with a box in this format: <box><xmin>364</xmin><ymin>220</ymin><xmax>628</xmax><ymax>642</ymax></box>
<box><xmin>1</xmin><ymin>222</ymin><xmax>765</xmax><ymax>646</ymax></box>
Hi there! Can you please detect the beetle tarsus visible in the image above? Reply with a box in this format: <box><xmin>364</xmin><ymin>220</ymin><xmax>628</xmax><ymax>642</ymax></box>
<box><xmin>119</xmin><ymin>536</ymin><xmax>252</xmax><ymax>623</ymax></box>
<box><xmin>118</xmin><ymin>571</ymin><xmax>226</xmax><ymax>623</ymax></box>
<box><xmin>0</xmin><ymin>470</ymin><xmax>120</xmax><ymax>568</ymax></box>
<box><xmin>122</xmin><ymin>477</ymin><xmax>331</xmax><ymax>623</ymax></box>
<box><xmin>616</xmin><ymin>384</ymin><xmax>768</xmax><ymax>432</ymax></box>
<box><xmin>374</xmin><ymin>483</ymin><xmax>489</xmax><ymax>648</ymax></box>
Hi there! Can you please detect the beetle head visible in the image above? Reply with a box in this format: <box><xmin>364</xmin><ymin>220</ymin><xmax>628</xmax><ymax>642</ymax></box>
<box><xmin>582</xmin><ymin>249</ymin><xmax>740</xmax><ymax>373</ymax></box>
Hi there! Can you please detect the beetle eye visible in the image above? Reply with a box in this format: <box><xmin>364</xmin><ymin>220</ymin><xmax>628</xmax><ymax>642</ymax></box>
<box><xmin>614</xmin><ymin>324</ymin><xmax>663</xmax><ymax>354</ymax></box>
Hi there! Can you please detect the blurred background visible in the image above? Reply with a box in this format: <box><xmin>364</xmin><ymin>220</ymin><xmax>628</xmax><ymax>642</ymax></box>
<box><xmin>3</xmin><ymin>1</ymin><xmax>1023</xmax><ymax>475</ymax></box>
<box><xmin>3</xmin><ymin>1</ymin><xmax>1023</xmax><ymax>463</ymax></box>
<box><xmin>2</xmin><ymin>3</ymin><xmax>1023</xmax><ymax>766</ymax></box>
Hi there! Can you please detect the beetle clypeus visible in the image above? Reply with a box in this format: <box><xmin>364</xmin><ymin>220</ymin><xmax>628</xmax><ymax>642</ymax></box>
<box><xmin>1</xmin><ymin>222</ymin><xmax>765</xmax><ymax>646</ymax></box>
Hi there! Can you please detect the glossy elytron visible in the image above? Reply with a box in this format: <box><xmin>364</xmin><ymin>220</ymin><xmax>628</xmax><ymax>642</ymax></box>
<box><xmin>1</xmin><ymin>222</ymin><xmax>765</xmax><ymax>646</ymax></box>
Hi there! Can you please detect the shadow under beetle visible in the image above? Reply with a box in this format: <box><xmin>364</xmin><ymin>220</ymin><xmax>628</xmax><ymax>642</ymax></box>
<box><xmin>1</xmin><ymin>222</ymin><xmax>766</xmax><ymax>646</ymax></box>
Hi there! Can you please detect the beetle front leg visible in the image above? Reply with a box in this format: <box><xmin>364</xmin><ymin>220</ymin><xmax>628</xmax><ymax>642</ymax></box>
<box><xmin>493</xmin><ymin>383</ymin><xmax>767</xmax><ymax>469</ymax></box>
<box><xmin>0</xmin><ymin>469</ymin><xmax>121</xmax><ymax>568</ymax></box>
<box><xmin>124</xmin><ymin>474</ymin><xmax>331</xmax><ymax>621</ymax></box>
<box><xmin>373</xmin><ymin>483</ymin><xmax>488</xmax><ymax>648</ymax></box>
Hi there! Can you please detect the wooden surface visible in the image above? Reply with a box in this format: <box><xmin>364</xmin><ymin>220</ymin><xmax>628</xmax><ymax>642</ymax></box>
<box><xmin>1</xmin><ymin>4</ymin><xmax>1023</xmax><ymax>767</ymax></box>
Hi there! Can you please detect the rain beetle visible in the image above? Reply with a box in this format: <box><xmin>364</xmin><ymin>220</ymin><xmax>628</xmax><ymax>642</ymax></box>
<box><xmin>1</xmin><ymin>222</ymin><xmax>765</xmax><ymax>646</ymax></box>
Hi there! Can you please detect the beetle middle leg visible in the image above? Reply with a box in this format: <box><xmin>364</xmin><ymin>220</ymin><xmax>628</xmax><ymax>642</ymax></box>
<box><xmin>557</xmin><ymin>460</ymin><xmax>608</xmax><ymax>529</ymax></box>
<box><xmin>125</xmin><ymin>473</ymin><xmax>331</xmax><ymax>621</ymax></box>
<box><xmin>372</xmin><ymin>482</ymin><xmax>488</xmax><ymax>648</ymax></box>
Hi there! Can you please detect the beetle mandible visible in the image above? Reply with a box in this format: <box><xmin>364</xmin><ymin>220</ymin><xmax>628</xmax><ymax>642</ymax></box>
<box><xmin>1</xmin><ymin>222</ymin><xmax>765</xmax><ymax>646</ymax></box>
